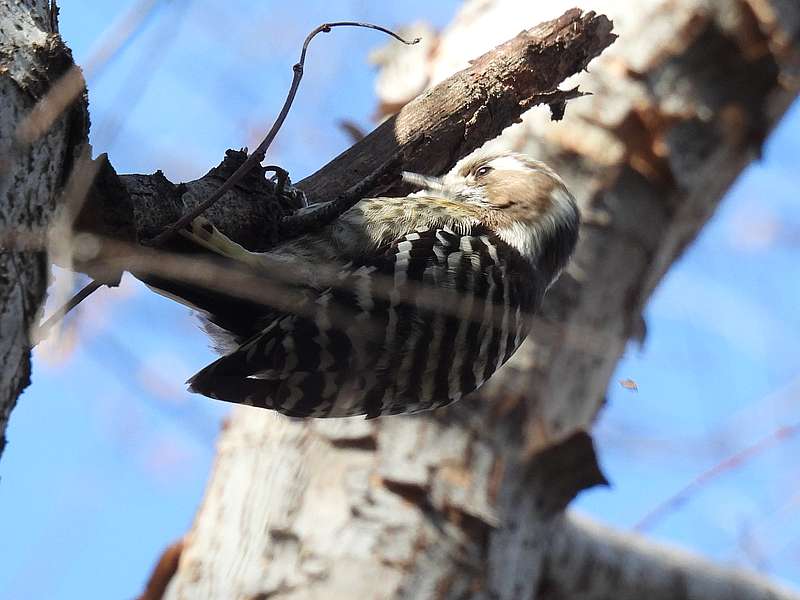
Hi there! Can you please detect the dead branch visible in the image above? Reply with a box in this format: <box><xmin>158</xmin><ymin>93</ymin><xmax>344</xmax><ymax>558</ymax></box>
<box><xmin>72</xmin><ymin>9</ymin><xmax>614</xmax><ymax>257</ymax></box>
<box><xmin>299</xmin><ymin>9</ymin><xmax>614</xmax><ymax>202</ymax></box>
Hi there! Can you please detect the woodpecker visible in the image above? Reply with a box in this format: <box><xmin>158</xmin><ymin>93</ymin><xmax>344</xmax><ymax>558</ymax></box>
<box><xmin>153</xmin><ymin>151</ymin><xmax>580</xmax><ymax>418</ymax></box>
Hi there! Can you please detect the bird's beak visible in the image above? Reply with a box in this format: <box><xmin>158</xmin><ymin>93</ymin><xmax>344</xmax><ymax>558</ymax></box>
<box><xmin>402</xmin><ymin>171</ymin><xmax>447</xmax><ymax>195</ymax></box>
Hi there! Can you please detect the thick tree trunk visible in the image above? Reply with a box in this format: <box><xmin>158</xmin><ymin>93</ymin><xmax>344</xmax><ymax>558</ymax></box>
<box><xmin>0</xmin><ymin>0</ymin><xmax>88</xmax><ymax>458</ymax></box>
<box><xmin>158</xmin><ymin>1</ymin><xmax>800</xmax><ymax>599</ymax></box>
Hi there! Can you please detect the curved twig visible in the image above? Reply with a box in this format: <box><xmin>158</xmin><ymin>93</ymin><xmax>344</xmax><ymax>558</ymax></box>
<box><xmin>35</xmin><ymin>21</ymin><xmax>419</xmax><ymax>344</ymax></box>
<box><xmin>148</xmin><ymin>21</ymin><xmax>418</xmax><ymax>247</ymax></box>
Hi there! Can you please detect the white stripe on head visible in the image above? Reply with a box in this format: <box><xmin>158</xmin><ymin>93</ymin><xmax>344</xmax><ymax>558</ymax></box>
<box><xmin>485</xmin><ymin>155</ymin><xmax>530</xmax><ymax>172</ymax></box>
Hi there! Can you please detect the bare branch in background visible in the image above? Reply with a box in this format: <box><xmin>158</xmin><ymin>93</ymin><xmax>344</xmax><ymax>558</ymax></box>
<box><xmin>543</xmin><ymin>513</ymin><xmax>800</xmax><ymax>600</ymax></box>
<box><xmin>12</xmin><ymin>0</ymin><xmax>163</xmax><ymax>149</ymax></box>
<box><xmin>635</xmin><ymin>421</ymin><xmax>800</xmax><ymax>533</ymax></box>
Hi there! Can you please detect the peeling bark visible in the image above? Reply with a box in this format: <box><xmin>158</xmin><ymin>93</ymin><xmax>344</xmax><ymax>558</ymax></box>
<box><xmin>0</xmin><ymin>0</ymin><xmax>88</xmax><ymax>458</ymax></box>
<box><xmin>158</xmin><ymin>0</ymin><xmax>800</xmax><ymax>599</ymax></box>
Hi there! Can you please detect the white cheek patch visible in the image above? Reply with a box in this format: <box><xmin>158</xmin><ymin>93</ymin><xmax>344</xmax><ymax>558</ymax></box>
<box><xmin>496</xmin><ymin>221</ymin><xmax>539</xmax><ymax>259</ymax></box>
<box><xmin>495</xmin><ymin>185</ymin><xmax>578</xmax><ymax>265</ymax></box>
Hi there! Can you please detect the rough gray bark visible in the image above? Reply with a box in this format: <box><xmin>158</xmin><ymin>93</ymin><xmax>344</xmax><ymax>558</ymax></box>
<box><xmin>157</xmin><ymin>0</ymin><xmax>800</xmax><ymax>599</ymax></box>
<box><xmin>0</xmin><ymin>0</ymin><xmax>88</xmax><ymax>457</ymax></box>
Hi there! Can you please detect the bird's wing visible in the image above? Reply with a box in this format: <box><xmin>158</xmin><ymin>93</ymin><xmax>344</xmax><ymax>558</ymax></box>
<box><xmin>187</xmin><ymin>224</ymin><xmax>521</xmax><ymax>417</ymax></box>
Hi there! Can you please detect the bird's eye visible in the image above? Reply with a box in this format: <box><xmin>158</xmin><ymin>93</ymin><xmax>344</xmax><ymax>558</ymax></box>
<box><xmin>475</xmin><ymin>166</ymin><xmax>493</xmax><ymax>178</ymax></box>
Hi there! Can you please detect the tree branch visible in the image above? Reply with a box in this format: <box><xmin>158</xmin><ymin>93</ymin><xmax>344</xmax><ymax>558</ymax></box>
<box><xmin>541</xmin><ymin>513</ymin><xmax>800</xmax><ymax>600</ymax></box>
<box><xmin>71</xmin><ymin>9</ymin><xmax>615</xmax><ymax>259</ymax></box>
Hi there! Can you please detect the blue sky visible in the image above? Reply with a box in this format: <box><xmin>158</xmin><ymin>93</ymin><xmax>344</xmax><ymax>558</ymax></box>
<box><xmin>577</xmin><ymin>102</ymin><xmax>800</xmax><ymax>581</ymax></box>
<box><xmin>1</xmin><ymin>1</ymin><xmax>798</xmax><ymax>598</ymax></box>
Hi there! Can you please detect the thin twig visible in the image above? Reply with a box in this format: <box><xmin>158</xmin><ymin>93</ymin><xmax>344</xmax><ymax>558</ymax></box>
<box><xmin>148</xmin><ymin>21</ymin><xmax>419</xmax><ymax>247</ymax></box>
<box><xmin>634</xmin><ymin>421</ymin><xmax>800</xmax><ymax>532</ymax></box>
<box><xmin>36</xmin><ymin>21</ymin><xmax>419</xmax><ymax>342</ymax></box>
<box><xmin>33</xmin><ymin>279</ymin><xmax>103</xmax><ymax>344</ymax></box>
<box><xmin>8</xmin><ymin>227</ymin><xmax>619</xmax><ymax>359</ymax></box>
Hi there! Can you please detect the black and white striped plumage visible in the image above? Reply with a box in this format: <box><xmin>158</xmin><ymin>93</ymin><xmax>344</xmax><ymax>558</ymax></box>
<box><xmin>160</xmin><ymin>151</ymin><xmax>579</xmax><ymax>418</ymax></box>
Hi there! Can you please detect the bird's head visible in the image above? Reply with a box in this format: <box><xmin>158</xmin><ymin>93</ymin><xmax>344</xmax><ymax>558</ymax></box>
<box><xmin>403</xmin><ymin>151</ymin><xmax>580</xmax><ymax>285</ymax></box>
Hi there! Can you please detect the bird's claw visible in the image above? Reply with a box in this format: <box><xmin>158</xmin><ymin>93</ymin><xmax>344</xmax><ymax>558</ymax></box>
<box><xmin>270</xmin><ymin>169</ymin><xmax>308</xmax><ymax>209</ymax></box>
